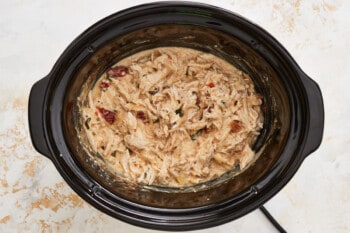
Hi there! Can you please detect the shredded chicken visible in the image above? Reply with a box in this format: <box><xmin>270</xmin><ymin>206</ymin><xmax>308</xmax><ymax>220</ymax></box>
<box><xmin>79</xmin><ymin>47</ymin><xmax>263</xmax><ymax>187</ymax></box>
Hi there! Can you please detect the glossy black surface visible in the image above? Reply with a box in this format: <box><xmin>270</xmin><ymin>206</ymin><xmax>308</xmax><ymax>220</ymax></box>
<box><xmin>28</xmin><ymin>2</ymin><xmax>324</xmax><ymax>231</ymax></box>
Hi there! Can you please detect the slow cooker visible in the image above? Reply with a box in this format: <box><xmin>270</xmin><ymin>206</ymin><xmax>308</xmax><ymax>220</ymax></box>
<box><xmin>28</xmin><ymin>2</ymin><xmax>324</xmax><ymax>231</ymax></box>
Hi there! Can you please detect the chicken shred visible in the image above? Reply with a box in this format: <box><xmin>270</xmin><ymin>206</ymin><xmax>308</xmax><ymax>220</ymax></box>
<box><xmin>79</xmin><ymin>47</ymin><xmax>263</xmax><ymax>187</ymax></box>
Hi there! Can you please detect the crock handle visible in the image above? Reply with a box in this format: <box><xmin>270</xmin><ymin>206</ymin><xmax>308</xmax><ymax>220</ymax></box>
<box><xmin>28</xmin><ymin>76</ymin><xmax>52</xmax><ymax>159</ymax></box>
<box><xmin>300</xmin><ymin>72</ymin><xmax>324</xmax><ymax>158</ymax></box>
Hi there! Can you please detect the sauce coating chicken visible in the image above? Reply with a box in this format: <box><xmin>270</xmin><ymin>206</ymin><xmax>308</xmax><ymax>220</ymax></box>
<box><xmin>79</xmin><ymin>47</ymin><xmax>263</xmax><ymax>187</ymax></box>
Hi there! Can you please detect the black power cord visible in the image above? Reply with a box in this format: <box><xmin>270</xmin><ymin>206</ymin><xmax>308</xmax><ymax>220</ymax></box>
<box><xmin>260</xmin><ymin>206</ymin><xmax>287</xmax><ymax>233</ymax></box>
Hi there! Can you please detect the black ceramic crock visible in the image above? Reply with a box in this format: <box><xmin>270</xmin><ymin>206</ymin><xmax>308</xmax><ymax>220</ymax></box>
<box><xmin>28</xmin><ymin>2</ymin><xmax>324</xmax><ymax>231</ymax></box>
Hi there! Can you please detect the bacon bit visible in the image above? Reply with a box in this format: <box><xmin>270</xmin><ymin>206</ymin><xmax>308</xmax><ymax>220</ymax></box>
<box><xmin>206</xmin><ymin>82</ymin><xmax>215</xmax><ymax>88</ymax></box>
<box><xmin>196</xmin><ymin>96</ymin><xmax>201</xmax><ymax>105</ymax></box>
<box><xmin>97</xmin><ymin>107</ymin><xmax>115</xmax><ymax>124</ymax></box>
<box><xmin>230</xmin><ymin>120</ymin><xmax>242</xmax><ymax>133</ymax></box>
<box><xmin>107</xmin><ymin>66</ymin><xmax>128</xmax><ymax>78</ymax></box>
<box><xmin>136</xmin><ymin>111</ymin><xmax>147</xmax><ymax>121</ymax></box>
<box><xmin>207</xmin><ymin>107</ymin><xmax>213</xmax><ymax>113</ymax></box>
<box><xmin>203</xmin><ymin>126</ymin><xmax>210</xmax><ymax>134</ymax></box>
<box><xmin>167</xmin><ymin>54</ymin><xmax>172</xmax><ymax>60</ymax></box>
<box><xmin>99</xmin><ymin>81</ymin><xmax>110</xmax><ymax>89</ymax></box>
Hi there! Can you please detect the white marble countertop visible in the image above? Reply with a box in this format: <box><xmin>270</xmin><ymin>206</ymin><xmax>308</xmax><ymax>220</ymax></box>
<box><xmin>1</xmin><ymin>0</ymin><xmax>349</xmax><ymax>232</ymax></box>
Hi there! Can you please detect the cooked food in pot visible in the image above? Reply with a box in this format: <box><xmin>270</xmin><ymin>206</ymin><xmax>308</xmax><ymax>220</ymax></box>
<box><xmin>78</xmin><ymin>47</ymin><xmax>263</xmax><ymax>187</ymax></box>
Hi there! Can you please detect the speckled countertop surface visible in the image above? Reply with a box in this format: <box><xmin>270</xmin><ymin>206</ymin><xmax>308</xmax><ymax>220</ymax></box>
<box><xmin>0</xmin><ymin>0</ymin><xmax>349</xmax><ymax>232</ymax></box>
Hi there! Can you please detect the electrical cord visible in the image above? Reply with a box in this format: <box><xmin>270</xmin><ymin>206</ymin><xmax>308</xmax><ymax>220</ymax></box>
<box><xmin>259</xmin><ymin>206</ymin><xmax>287</xmax><ymax>233</ymax></box>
